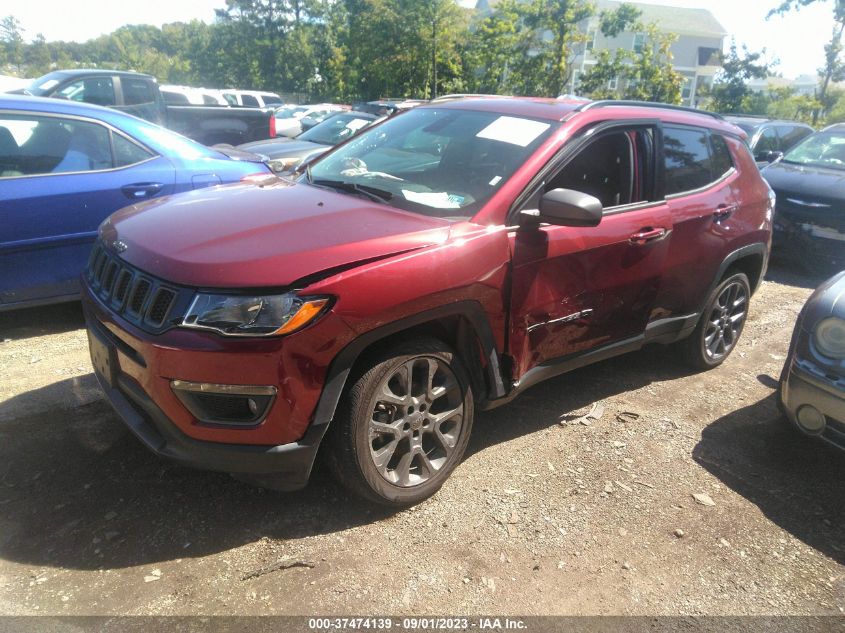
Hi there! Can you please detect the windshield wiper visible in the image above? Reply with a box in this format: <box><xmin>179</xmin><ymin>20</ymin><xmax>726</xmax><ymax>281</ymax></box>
<box><xmin>310</xmin><ymin>178</ymin><xmax>393</xmax><ymax>204</ymax></box>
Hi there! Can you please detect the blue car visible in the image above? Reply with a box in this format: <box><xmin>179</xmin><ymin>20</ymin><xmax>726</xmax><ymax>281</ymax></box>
<box><xmin>0</xmin><ymin>95</ymin><xmax>270</xmax><ymax>311</ymax></box>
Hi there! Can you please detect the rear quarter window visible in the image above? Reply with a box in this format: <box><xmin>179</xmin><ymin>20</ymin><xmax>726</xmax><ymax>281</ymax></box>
<box><xmin>122</xmin><ymin>78</ymin><xmax>155</xmax><ymax>105</ymax></box>
<box><xmin>710</xmin><ymin>134</ymin><xmax>734</xmax><ymax>180</ymax></box>
<box><xmin>112</xmin><ymin>133</ymin><xmax>155</xmax><ymax>167</ymax></box>
<box><xmin>663</xmin><ymin>126</ymin><xmax>713</xmax><ymax>195</ymax></box>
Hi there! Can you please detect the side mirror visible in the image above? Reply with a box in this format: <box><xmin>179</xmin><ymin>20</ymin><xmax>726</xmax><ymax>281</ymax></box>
<box><xmin>521</xmin><ymin>188</ymin><xmax>603</xmax><ymax>227</ymax></box>
<box><xmin>756</xmin><ymin>150</ymin><xmax>783</xmax><ymax>163</ymax></box>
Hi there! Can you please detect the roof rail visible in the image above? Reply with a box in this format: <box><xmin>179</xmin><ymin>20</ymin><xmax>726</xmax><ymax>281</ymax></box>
<box><xmin>575</xmin><ymin>100</ymin><xmax>724</xmax><ymax>121</ymax></box>
<box><xmin>430</xmin><ymin>93</ymin><xmax>506</xmax><ymax>102</ymax></box>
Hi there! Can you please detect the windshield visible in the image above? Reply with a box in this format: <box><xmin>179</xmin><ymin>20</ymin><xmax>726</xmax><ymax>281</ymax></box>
<box><xmin>24</xmin><ymin>72</ymin><xmax>70</xmax><ymax>96</ymax></box>
<box><xmin>734</xmin><ymin>123</ymin><xmax>758</xmax><ymax>137</ymax></box>
<box><xmin>276</xmin><ymin>106</ymin><xmax>307</xmax><ymax>119</ymax></box>
<box><xmin>782</xmin><ymin>131</ymin><xmax>845</xmax><ymax>171</ymax></box>
<box><xmin>299</xmin><ymin>113</ymin><xmax>373</xmax><ymax>145</ymax></box>
<box><xmin>306</xmin><ymin>107</ymin><xmax>555</xmax><ymax>219</ymax></box>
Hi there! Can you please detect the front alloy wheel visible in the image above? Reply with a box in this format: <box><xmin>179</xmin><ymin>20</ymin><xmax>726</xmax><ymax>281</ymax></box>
<box><xmin>327</xmin><ymin>338</ymin><xmax>474</xmax><ymax>506</ymax></box>
<box><xmin>684</xmin><ymin>272</ymin><xmax>751</xmax><ymax>369</ymax></box>
<box><xmin>369</xmin><ymin>356</ymin><xmax>465</xmax><ymax>487</ymax></box>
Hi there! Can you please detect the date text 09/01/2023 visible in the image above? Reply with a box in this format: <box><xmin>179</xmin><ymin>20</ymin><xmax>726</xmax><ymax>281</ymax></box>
<box><xmin>307</xmin><ymin>617</ymin><xmax>528</xmax><ymax>631</ymax></box>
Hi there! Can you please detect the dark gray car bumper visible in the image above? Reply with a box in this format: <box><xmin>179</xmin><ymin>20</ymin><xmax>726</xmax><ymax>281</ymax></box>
<box><xmin>781</xmin><ymin>360</ymin><xmax>845</xmax><ymax>450</ymax></box>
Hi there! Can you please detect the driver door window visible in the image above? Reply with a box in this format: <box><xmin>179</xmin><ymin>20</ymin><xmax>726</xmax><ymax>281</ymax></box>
<box><xmin>544</xmin><ymin>128</ymin><xmax>655</xmax><ymax>209</ymax></box>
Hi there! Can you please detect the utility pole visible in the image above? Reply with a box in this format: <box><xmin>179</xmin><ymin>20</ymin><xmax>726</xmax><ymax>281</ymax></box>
<box><xmin>432</xmin><ymin>10</ymin><xmax>438</xmax><ymax>99</ymax></box>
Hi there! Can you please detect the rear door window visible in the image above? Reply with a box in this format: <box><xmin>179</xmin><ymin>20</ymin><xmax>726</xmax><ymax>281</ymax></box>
<box><xmin>0</xmin><ymin>114</ymin><xmax>113</xmax><ymax>177</ymax></box>
<box><xmin>663</xmin><ymin>126</ymin><xmax>713</xmax><ymax>195</ymax></box>
<box><xmin>709</xmin><ymin>134</ymin><xmax>734</xmax><ymax>180</ymax></box>
<box><xmin>241</xmin><ymin>95</ymin><xmax>260</xmax><ymax>107</ymax></box>
<box><xmin>112</xmin><ymin>133</ymin><xmax>155</xmax><ymax>167</ymax></box>
<box><xmin>56</xmin><ymin>77</ymin><xmax>116</xmax><ymax>107</ymax></box>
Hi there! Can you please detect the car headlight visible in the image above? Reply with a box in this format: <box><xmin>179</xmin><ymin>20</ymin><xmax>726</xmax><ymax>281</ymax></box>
<box><xmin>814</xmin><ymin>317</ymin><xmax>845</xmax><ymax>359</ymax></box>
<box><xmin>267</xmin><ymin>156</ymin><xmax>302</xmax><ymax>173</ymax></box>
<box><xmin>182</xmin><ymin>293</ymin><xmax>330</xmax><ymax>336</ymax></box>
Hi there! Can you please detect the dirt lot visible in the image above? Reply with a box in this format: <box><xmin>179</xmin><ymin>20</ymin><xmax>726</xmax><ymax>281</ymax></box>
<box><xmin>0</xmin><ymin>263</ymin><xmax>843</xmax><ymax>617</ymax></box>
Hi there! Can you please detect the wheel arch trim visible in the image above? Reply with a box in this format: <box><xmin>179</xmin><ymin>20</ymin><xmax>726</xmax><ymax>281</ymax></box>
<box><xmin>697</xmin><ymin>242</ymin><xmax>768</xmax><ymax>316</ymax></box>
<box><xmin>308</xmin><ymin>300</ymin><xmax>506</xmax><ymax>436</ymax></box>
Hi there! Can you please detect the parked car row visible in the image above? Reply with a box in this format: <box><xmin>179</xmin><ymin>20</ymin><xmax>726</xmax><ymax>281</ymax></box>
<box><xmin>0</xmin><ymin>95</ymin><xmax>271</xmax><ymax>310</ymax></box>
<box><xmin>229</xmin><ymin>110</ymin><xmax>380</xmax><ymax>173</ymax></box>
<box><xmin>273</xmin><ymin>104</ymin><xmax>350</xmax><ymax>138</ymax></box>
<box><xmin>79</xmin><ymin>97</ymin><xmax>778</xmax><ymax>505</ymax></box>
<box><xmin>2</xmin><ymin>83</ymin><xmax>841</xmax><ymax>505</ymax></box>
<box><xmin>11</xmin><ymin>69</ymin><xmax>276</xmax><ymax>147</ymax></box>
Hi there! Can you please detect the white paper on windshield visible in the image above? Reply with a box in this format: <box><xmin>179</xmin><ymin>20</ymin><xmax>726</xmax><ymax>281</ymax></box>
<box><xmin>346</xmin><ymin>119</ymin><xmax>370</xmax><ymax>132</ymax></box>
<box><xmin>402</xmin><ymin>190</ymin><xmax>464</xmax><ymax>209</ymax></box>
<box><xmin>476</xmin><ymin>116</ymin><xmax>550</xmax><ymax>147</ymax></box>
<box><xmin>37</xmin><ymin>79</ymin><xmax>59</xmax><ymax>91</ymax></box>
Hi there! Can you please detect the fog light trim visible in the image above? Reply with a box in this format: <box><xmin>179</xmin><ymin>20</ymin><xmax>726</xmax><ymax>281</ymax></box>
<box><xmin>796</xmin><ymin>405</ymin><xmax>826</xmax><ymax>435</ymax></box>
<box><xmin>170</xmin><ymin>380</ymin><xmax>277</xmax><ymax>427</ymax></box>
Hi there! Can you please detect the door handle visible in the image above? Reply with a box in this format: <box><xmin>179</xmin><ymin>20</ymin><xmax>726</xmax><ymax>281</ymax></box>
<box><xmin>121</xmin><ymin>182</ymin><xmax>164</xmax><ymax>199</ymax></box>
<box><xmin>714</xmin><ymin>204</ymin><xmax>737</xmax><ymax>221</ymax></box>
<box><xmin>629</xmin><ymin>227</ymin><xmax>668</xmax><ymax>245</ymax></box>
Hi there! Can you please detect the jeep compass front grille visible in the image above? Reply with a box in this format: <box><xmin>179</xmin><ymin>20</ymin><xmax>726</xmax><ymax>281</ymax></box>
<box><xmin>86</xmin><ymin>241</ymin><xmax>190</xmax><ymax>333</ymax></box>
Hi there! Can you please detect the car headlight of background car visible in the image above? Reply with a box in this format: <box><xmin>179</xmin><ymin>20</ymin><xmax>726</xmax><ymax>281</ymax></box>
<box><xmin>814</xmin><ymin>317</ymin><xmax>845</xmax><ymax>359</ymax></box>
<box><xmin>182</xmin><ymin>292</ymin><xmax>330</xmax><ymax>336</ymax></box>
<box><xmin>267</xmin><ymin>156</ymin><xmax>302</xmax><ymax>173</ymax></box>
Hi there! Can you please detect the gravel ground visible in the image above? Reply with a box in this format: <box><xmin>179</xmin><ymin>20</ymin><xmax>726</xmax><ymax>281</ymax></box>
<box><xmin>0</xmin><ymin>263</ymin><xmax>843</xmax><ymax>617</ymax></box>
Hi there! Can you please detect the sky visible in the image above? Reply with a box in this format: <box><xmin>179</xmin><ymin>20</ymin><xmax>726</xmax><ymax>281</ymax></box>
<box><xmin>2</xmin><ymin>0</ymin><xmax>835</xmax><ymax>79</ymax></box>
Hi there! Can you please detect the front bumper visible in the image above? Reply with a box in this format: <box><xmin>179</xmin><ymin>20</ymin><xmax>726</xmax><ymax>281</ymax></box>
<box><xmin>86</xmin><ymin>314</ymin><xmax>329</xmax><ymax>488</ymax></box>
<box><xmin>773</xmin><ymin>214</ymin><xmax>845</xmax><ymax>269</ymax></box>
<box><xmin>780</xmin><ymin>358</ymin><xmax>845</xmax><ymax>450</ymax></box>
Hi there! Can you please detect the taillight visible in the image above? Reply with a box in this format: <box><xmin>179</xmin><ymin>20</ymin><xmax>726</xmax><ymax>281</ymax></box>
<box><xmin>269</xmin><ymin>115</ymin><xmax>276</xmax><ymax>138</ymax></box>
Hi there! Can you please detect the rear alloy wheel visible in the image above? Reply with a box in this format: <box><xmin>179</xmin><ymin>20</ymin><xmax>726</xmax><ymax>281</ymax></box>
<box><xmin>327</xmin><ymin>338</ymin><xmax>474</xmax><ymax>506</ymax></box>
<box><xmin>683</xmin><ymin>272</ymin><xmax>750</xmax><ymax>370</ymax></box>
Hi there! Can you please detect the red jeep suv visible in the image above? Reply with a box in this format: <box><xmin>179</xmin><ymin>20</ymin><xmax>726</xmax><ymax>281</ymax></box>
<box><xmin>82</xmin><ymin>98</ymin><xmax>773</xmax><ymax>506</ymax></box>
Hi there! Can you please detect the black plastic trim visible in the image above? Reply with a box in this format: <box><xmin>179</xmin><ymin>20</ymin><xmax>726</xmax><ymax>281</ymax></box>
<box><xmin>481</xmin><ymin>335</ymin><xmax>645</xmax><ymax>411</ymax></box>
<box><xmin>310</xmin><ymin>300</ymin><xmax>506</xmax><ymax>430</ymax></box>
<box><xmin>575</xmin><ymin>100</ymin><xmax>724</xmax><ymax>121</ymax></box>
<box><xmin>698</xmin><ymin>243</ymin><xmax>769</xmax><ymax>316</ymax></box>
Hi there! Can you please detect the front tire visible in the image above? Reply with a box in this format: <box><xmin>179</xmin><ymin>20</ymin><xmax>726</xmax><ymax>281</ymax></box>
<box><xmin>326</xmin><ymin>338</ymin><xmax>474</xmax><ymax>507</ymax></box>
<box><xmin>682</xmin><ymin>272</ymin><xmax>751</xmax><ymax>370</ymax></box>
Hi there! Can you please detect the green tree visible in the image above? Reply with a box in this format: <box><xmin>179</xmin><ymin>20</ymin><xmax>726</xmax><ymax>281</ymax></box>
<box><xmin>706</xmin><ymin>42</ymin><xmax>771</xmax><ymax>113</ymax></box>
<box><xmin>23</xmin><ymin>33</ymin><xmax>51</xmax><ymax>76</ymax></box>
<box><xmin>764</xmin><ymin>85</ymin><xmax>822</xmax><ymax>123</ymax></box>
<box><xmin>0</xmin><ymin>15</ymin><xmax>25</xmax><ymax>74</ymax></box>
<box><xmin>579</xmin><ymin>21</ymin><xmax>683</xmax><ymax>104</ymax></box>
<box><xmin>769</xmin><ymin>0</ymin><xmax>845</xmax><ymax>124</ymax></box>
<box><xmin>513</xmin><ymin>0</ymin><xmax>595</xmax><ymax>97</ymax></box>
<box><xmin>339</xmin><ymin>0</ymin><xmax>467</xmax><ymax>99</ymax></box>
<box><xmin>463</xmin><ymin>0</ymin><xmax>523</xmax><ymax>94</ymax></box>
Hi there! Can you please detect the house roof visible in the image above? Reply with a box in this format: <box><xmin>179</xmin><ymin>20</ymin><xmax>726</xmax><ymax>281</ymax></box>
<box><xmin>596</xmin><ymin>0</ymin><xmax>727</xmax><ymax>37</ymax></box>
<box><xmin>476</xmin><ymin>0</ymin><xmax>727</xmax><ymax>38</ymax></box>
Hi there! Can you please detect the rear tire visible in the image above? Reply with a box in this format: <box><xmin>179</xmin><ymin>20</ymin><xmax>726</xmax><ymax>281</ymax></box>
<box><xmin>682</xmin><ymin>272</ymin><xmax>751</xmax><ymax>370</ymax></box>
<box><xmin>326</xmin><ymin>338</ymin><xmax>474</xmax><ymax>507</ymax></box>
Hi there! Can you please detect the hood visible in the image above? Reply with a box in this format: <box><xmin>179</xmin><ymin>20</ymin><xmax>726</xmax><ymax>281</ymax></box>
<box><xmin>763</xmin><ymin>161</ymin><xmax>845</xmax><ymax>229</ymax></box>
<box><xmin>238</xmin><ymin>139</ymin><xmax>327</xmax><ymax>160</ymax></box>
<box><xmin>237</xmin><ymin>137</ymin><xmax>292</xmax><ymax>153</ymax></box>
<box><xmin>212</xmin><ymin>144</ymin><xmax>269</xmax><ymax>163</ymax></box>
<box><xmin>763</xmin><ymin>160</ymin><xmax>845</xmax><ymax>203</ymax></box>
<box><xmin>100</xmin><ymin>179</ymin><xmax>451</xmax><ymax>289</ymax></box>
<box><xmin>801</xmin><ymin>271</ymin><xmax>845</xmax><ymax>326</ymax></box>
